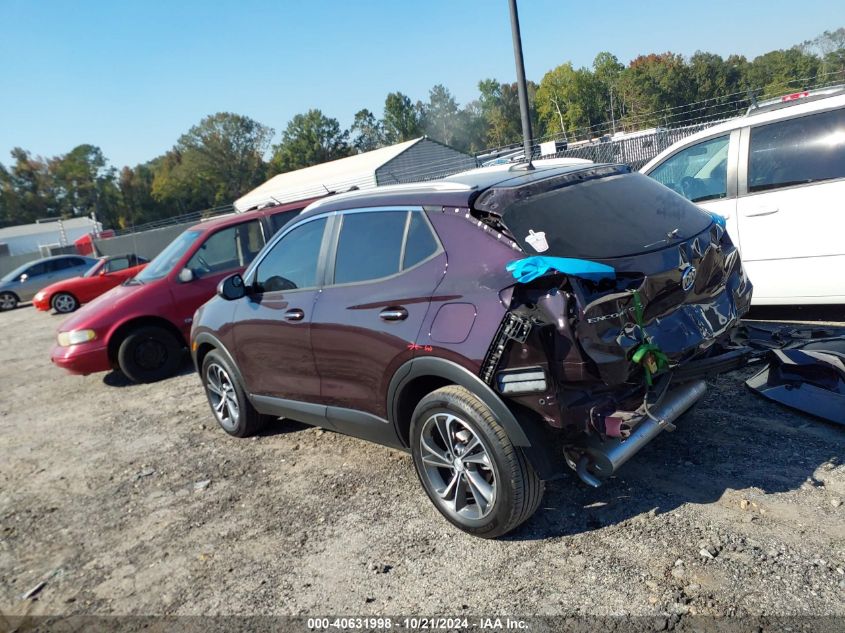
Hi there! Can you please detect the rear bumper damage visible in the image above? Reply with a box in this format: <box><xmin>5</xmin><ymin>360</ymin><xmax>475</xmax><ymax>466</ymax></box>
<box><xmin>483</xmin><ymin>223</ymin><xmax>754</xmax><ymax>485</ymax></box>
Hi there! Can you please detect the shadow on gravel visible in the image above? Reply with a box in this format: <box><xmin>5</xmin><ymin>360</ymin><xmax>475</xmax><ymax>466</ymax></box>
<box><xmin>102</xmin><ymin>358</ymin><xmax>195</xmax><ymax>387</ymax></box>
<box><xmin>508</xmin><ymin>377</ymin><xmax>845</xmax><ymax>541</ymax></box>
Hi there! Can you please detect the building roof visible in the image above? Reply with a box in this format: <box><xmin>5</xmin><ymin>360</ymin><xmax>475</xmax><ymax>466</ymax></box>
<box><xmin>234</xmin><ymin>138</ymin><xmax>429</xmax><ymax>212</ymax></box>
<box><xmin>0</xmin><ymin>216</ymin><xmax>97</xmax><ymax>241</ymax></box>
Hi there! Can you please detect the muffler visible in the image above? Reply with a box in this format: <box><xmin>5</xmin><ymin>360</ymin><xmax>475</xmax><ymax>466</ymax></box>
<box><xmin>576</xmin><ymin>379</ymin><xmax>707</xmax><ymax>485</ymax></box>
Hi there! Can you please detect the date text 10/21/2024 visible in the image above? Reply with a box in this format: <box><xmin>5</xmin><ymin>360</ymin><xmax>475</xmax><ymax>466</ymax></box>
<box><xmin>305</xmin><ymin>617</ymin><xmax>529</xmax><ymax>630</ymax></box>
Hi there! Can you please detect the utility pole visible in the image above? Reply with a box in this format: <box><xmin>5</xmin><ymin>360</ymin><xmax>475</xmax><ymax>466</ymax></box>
<box><xmin>508</xmin><ymin>0</ymin><xmax>534</xmax><ymax>169</ymax></box>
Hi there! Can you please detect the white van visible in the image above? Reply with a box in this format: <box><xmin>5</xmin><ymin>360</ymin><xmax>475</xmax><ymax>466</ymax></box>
<box><xmin>641</xmin><ymin>88</ymin><xmax>845</xmax><ymax>305</ymax></box>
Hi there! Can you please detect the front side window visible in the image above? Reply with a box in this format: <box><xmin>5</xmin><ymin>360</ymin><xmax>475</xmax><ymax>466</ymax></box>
<box><xmin>185</xmin><ymin>220</ymin><xmax>263</xmax><ymax>278</ymax></box>
<box><xmin>748</xmin><ymin>108</ymin><xmax>845</xmax><ymax>193</ymax></box>
<box><xmin>105</xmin><ymin>257</ymin><xmax>130</xmax><ymax>273</ymax></box>
<box><xmin>25</xmin><ymin>262</ymin><xmax>47</xmax><ymax>277</ymax></box>
<box><xmin>334</xmin><ymin>211</ymin><xmax>407</xmax><ymax>285</ymax></box>
<box><xmin>649</xmin><ymin>135</ymin><xmax>730</xmax><ymax>203</ymax></box>
<box><xmin>254</xmin><ymin>217</ymin><xmax>327</xmax><ymax>292</ymax></box>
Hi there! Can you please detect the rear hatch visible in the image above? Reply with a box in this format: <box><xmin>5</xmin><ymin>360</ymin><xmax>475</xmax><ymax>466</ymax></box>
<box><xmin>477</xmin><ymin>166</ymin><xmax>752</xmax><ymax>385</ymax></box>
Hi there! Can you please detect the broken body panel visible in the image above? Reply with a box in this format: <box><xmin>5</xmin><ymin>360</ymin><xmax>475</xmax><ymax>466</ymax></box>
<box><xmin>459</xmin><ymin>168</ymin><xmax>753</xmax><ymax>482</ymax></box>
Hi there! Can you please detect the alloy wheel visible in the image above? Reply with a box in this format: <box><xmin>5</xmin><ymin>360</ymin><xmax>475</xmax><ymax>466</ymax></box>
<box><xmin>0</xmin><ymin>293</ymin><xmax>17</xmax><ymax>310</ymax></box>
<box><xmin>53</xmin><ymin>294</ymin><xmax>77</xmax><ymax>313</ymax></box>
<box><xmin>205</xmin><ymin>362</ymin><xmax>240</xmax><ymax>431</ymax></box>
<box><xmin>419</xmin><ymin>412</ymin><xmax>497</xmax><ymax>521</ymax></box>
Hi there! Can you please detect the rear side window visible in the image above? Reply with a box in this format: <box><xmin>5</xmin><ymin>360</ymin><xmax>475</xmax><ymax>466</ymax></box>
<box><xmin>648</xmin><ymin>135</ymin><xmax>729</xmax><ymax>202</ymax></box>
<box><xmin>334</xmin><ymin>211</ymin><xmax>407</xmax><ymax>284</ymax></box>
<box><xmin>269</xmin><ymin>209</ymin><xmax>300</xmax><ymax>236</ymax></box>
<box><xmin>748</xmin><ymin>108</ymin><xmax>845</xmax><ymax>193</ymax></box>
<box><xmin>49</xmin><ymin>258</ymin><xmax>75</xmax><ymax>271</ymax></box>
<box><xmin>403</xmin><ymin>212</ymin><xmax>439</xmax><ymax>269</ymax></box>
<box><xmin>254</xmin><ymin>217</ymin><xmax>327</xmax><ymax>291</ymax></box>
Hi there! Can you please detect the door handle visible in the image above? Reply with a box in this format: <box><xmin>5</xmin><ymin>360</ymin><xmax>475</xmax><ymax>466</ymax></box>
<box><xmin>745</xmin><ymin>207</ymin><xmax>779</xmax><ymax>217</ymax></box>
<box><xmin>379</xmin><ymin>307</ymin><xmax>408</xmax><ymax>321</ymax></box>
<box><xmin>283</xmin><ymin>308</ymin><xmax>305</xmax><ymax>322</ymax></box>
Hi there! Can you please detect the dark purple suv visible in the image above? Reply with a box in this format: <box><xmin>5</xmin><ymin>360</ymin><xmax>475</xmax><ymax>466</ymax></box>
<box><xmin>191</xmin><ymin>161</ymin><xmax>752</xmax><ymax>538</ymax></box>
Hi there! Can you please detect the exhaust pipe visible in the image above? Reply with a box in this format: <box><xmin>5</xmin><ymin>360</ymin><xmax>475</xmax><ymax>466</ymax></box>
<box><xmin>576</xmin><ymin>380</ymin><xmax>707</xmax><ymax>484</ymax></box>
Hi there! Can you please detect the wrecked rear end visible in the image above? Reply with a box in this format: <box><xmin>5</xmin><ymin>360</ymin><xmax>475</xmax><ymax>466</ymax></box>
<box><xmin>474</xmin><ymin>165</ymin><xmax>753</xmax><ymax>484</ymax></box>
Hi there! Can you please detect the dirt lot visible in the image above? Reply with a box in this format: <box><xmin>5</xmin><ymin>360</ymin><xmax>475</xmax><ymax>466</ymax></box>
<box><xmin>1</xmin><ymin>304</ymin><xmax>844</xmax><ymax>621</ymax></box>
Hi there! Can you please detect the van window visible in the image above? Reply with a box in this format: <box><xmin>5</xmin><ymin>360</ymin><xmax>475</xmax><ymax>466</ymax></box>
<box><xmin>186</xmin><ymin>220</ymin><xmax>263</xmax><ymax>277</ymax></box>
<box><xmin>648</xmin><ymin>135</ymin><xmax>730</xmax><ymax>203</ymax></box>
<box><xmin>269</xmin><ymin>209</ymin><xmax>300</xmax><ymax>236</ymax></box>
<box><xmin>334</xmin><ymin>211</ymin><xmax>407</xmax><ymax>284</ymax></box>
<box><xmin>254</xmin><ymin>218</ymin><xmax>327</xmax><ymax>292</ymax></box>
<box><xmin>748</xmin><ymin>108</ymin><xmax>845</xmax><ymax>193</ymax></box>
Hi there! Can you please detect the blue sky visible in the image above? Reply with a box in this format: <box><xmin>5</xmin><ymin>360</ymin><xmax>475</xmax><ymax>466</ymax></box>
<box><xmin>1</xmin><ymin>0</ymin><xmax>842</xmax><ymax>168</ymax></box>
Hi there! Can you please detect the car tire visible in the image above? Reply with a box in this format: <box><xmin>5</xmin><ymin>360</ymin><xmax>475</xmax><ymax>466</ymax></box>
<box><xmin>201</xmin><ymin>349</ymin><xmax>273</xmax><ymax>437</ymax></box>
<box><xmin>117</xmin><ymin>325</ymin><xmax>184</xmax><ymax>383</ymax></box>
<box><xmin>0</xmin><ymin>292</ymin><xmax>18</xmax><ymax>311</ymax></box>
<box><xmin>410</xmin><ymin>385</ymin><xmax>544</xmax><ymax>538</ymax></box>
<box><xmin>51</xmin><ymin>292</ymin><xmax>79</xmax><ymax>314</ymax></box>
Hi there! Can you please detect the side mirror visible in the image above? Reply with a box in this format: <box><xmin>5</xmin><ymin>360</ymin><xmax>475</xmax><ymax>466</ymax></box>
<box><xmin>99</xmin><ymin>269</ymin><xmax>107</xmax><ymax>276</ymax></box>
<box><xmin>217</xmin><ymin>273</ymin><xmax>246</xmax><ymax>301</ymax></box>
<box><xmin>178</xmin><ymin>268</ymin><xmax>195</xmax><ymax>283</ymax></box>
<box><xmin>19</xmin><ymin>274</ymin><xmax>28</xmax><ymax>283</ymax></box>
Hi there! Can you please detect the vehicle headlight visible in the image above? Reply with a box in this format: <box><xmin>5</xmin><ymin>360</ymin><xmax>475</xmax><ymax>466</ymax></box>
<box><xmin>57</xmin><ymin>329</ymin><xmax>97</xmax><ymax>346</ymax></box>
<box><xmin>34</xmin><ymin>291</ymin><xmax>45</xmax><ymax>301</ymax></box>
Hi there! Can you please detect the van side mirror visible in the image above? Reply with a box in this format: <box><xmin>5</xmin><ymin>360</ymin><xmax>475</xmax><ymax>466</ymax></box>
<box><xmin>178</xmin><ymin>268</ymin><xmax>195</xmax><ymax>283</ymax></box>
<box><xmin>218</xmin><ymin>273</ymin><xmax>246</xmax><ymax>301</ymax></box>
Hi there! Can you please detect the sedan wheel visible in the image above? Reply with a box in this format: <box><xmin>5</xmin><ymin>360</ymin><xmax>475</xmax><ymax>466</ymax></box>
<box><xmin>205</xmin><ymin>362</ymin><xmax>240</xmax><ymax>432</ymax></box>
<box><xmin>0</xmin><ymin>292</ymin><xmax>18</xmax><ymax>311</ymax></box>
<box><xmin>51</xmin><ymin>292</ymin><xmax>79</xmax><ymax>313</ymax></box>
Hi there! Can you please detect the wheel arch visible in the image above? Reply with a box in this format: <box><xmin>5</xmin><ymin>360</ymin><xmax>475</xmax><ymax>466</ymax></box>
<box><xmin>107</xmin><ymin>316</ymin><xmax>187</xmax><ymax>368</ymax></box>
<box><xmin>192</xmin><ymin>331</ymin><xmax>245</xmax><ymax>386</ymax></box>
<box><xmin>388</xmin><ymin>357</ymin><xmax>531</xmax><ymax>449</ymax></box>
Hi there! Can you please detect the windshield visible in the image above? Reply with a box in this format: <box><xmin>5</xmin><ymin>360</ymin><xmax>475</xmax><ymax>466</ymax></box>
<box><xmin>1</xmin><ymin>262</ymin><xmax>34</xmax><ymax>282</ymax></box>
<box><xmin>500</xmin><ymin>172</ymin><xmax>713</xmax><ymax>259</ymax></box>
<box><xmin>135</xmin><ymin>230</ymin><xmax>203</xmax><ymax>282</ymax></box>
<box><xmin>83</xmin><ymin>259</ymin><xmax>106</xmax><ymax>278</ymax></box>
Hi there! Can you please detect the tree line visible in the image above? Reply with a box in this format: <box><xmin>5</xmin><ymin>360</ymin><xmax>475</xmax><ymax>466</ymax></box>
<box><xmin>1</xmin><ymin>28</ymin><xmax>842</xmax><ymax>231</ymax></box>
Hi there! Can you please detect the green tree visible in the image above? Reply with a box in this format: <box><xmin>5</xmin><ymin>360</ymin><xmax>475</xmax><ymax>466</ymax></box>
<box><xmin>617</xmin><ymin>53</ymin><xmax>695</xmax><ymax>128</ymax></box>
<box><xmin>382</xmin><ymin>92</ymin><xmax>423</xmax><ymax>144</ymax></box>
<box><xmin>746</xmin><ymin>47</ymin><xmax>822</xmax><ymax>96</ymax></box>
<box><xmin>593</xmin><ymin>52</ymin><xmax>625</xmax><ymax>133</ymax></box>
<box><xmin>423</xmin><ymin>84</ymin><xmax>461</xmax><ymax>147</ymax></box>
<box><xmin>350</xmin><ymin>108</ymin><xmax>385</xmax><ymax>153</ymax></box>
<box><xmin>536</xmin><ymin>63</ymin><xmax>603</xmax><ymax>140</ymax></box>
<box><xmin>269</xmin><ymin>109</ymin><xmax>352</xmax><ymax>175</ymax></box>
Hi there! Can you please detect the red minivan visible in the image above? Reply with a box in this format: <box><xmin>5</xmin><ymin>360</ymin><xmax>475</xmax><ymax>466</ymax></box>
<box><xmin>51</xmin><ymin>199</ymin><xmax>317</xmax><ymax>382</ymax></box>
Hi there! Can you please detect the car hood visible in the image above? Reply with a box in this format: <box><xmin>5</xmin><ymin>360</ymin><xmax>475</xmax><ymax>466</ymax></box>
<box><xmin>57</xmin><ymin>280</ymin><xmax>162</xmax><ymax>332</ymax></box>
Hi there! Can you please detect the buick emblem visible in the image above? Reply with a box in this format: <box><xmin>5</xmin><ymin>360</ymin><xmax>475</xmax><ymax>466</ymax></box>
<box><xmin>681</xmin><ymin>265</ymin><xmax>697</xmax><ymax>292</ymax></box>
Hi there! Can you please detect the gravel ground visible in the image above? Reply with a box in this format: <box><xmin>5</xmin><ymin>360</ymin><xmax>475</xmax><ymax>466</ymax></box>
<box><xmin>1</xmin><ymin>304</ymin><xmax>844</xmax><ymax>621</ymax></box>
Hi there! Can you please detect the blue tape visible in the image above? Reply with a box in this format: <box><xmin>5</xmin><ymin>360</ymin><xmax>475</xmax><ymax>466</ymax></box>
<box><xmin>709</xmin><ymin>212</ymin><xmax>727</xmax><ymax>229</ymax></box>
<box><xmin>506</xmin><ymin>256</ymin><xmax>616</xmax><ymax>283</ymax></box>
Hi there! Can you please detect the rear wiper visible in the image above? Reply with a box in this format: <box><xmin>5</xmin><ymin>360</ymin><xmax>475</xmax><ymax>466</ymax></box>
<box><xmin>124</xmin><ymin>278</ymin><xmax>144</xmax><ymax>286</ymax></box>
